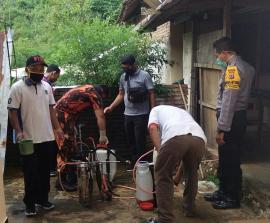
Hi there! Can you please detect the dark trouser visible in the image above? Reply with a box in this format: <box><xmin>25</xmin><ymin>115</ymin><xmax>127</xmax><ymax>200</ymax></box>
<box><xmin>50</xmin><ymin>140</ymin><xmax>59</xmax><ymax>172</ymax></box>
<box><xmin>155</xmin><ymin>135</ymin><xmax>205</xmax><ymax>223</ymax></box>
<box><xmin>124</xmin><ymin>114</ymin><xmax>149</xmax><ymax>163</ymax></box>
<box><xmin>22</xmin><ymin>141</ymin><xmax>53</xmax><ymax>207</ymax></box>
<box><xmin>217</xmin><ymin>110</ymin><xmax>247</xmax><ymax>201</ymax></box>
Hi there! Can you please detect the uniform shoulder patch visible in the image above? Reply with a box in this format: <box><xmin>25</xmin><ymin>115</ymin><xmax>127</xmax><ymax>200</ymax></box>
<box><xmin>225</xmin><ymin>66</ymin><xmax>241</xmax><ymax>90</ymax></box>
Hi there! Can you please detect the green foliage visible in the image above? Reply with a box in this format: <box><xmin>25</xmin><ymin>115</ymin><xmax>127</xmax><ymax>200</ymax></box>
<box><xmin>89</xmin><ymin>0</ymin><xmax>122</xmax><ymax>21</ymax></box>
<box><xmin>0</xmin><ymin>0</ymin><xmax>166</xmax><ymax>87</ymax></box>
<box><xmin>154</xmin><ymin>84</ymin><xmax>171</xmax><ymax>96</ymax></box>
<box><xmin>54</xmin><ymin>19</ymin><xmax>166</xmax><ymax>86</ymax></box>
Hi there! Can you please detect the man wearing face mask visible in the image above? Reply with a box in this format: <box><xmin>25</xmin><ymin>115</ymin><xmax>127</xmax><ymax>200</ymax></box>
<box><xmin>7</xmin><ymin>55</ymin><xmax>64</xmax><ymax>216</ymax></box>
<box><xmin>104</xmin><ymin>54</ymin><xmax>155</xmax><ymax>166</ymax></box>
<box><xmin>43</xmin><ymin>64</ymin><xmax>61</xmax><ymax>177</ymax></box>
<box><xmin>204</xmin><ymin>37</ymin><xmax>255</xmax><ymax>209</ymax></box>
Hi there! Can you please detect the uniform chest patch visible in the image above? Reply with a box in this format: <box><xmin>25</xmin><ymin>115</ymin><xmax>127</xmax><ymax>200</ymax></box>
<box><xmin>225</xmin><ymin>66</ymin><xmax>241</xmax><ymax>90</ymax></box>
<box><xmin>8</xmin><ymin>97</ymin><xmax>12</xmax><ymax>104</ymax></box>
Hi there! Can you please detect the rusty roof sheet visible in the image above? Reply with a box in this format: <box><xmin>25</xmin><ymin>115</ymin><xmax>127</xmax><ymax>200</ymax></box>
<box><xmin>141</xmin><ymin>0</ymin><xmax>270</xmax><ymax>30</ymax></box>
<box><xmin>118</xmin><ymin>0</ymin><xmax>141</xmax><ymax>22</ymax></box>
<box><xmin>118</xmin><ymin>0</ymin><xmax>270</xmax><ymax>30</ymax></box>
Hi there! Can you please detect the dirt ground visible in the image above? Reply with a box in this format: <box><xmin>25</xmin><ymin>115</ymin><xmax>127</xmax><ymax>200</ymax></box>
<box><xmin>4</xmin><ymin>165</ymin><xmax>269</xmax><ymax>223</ymax></box>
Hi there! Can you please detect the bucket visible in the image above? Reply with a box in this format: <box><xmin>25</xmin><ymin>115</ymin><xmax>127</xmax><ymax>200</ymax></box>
<box><xmin>18</xmin><ymin>140</ymin><xmax>34</xmax><ymax>155</ymax></box>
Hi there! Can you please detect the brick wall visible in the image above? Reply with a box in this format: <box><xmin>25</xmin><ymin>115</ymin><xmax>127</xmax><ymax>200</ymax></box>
<box><xmin>150</xmin><ymin>22</ymin><xmax>171</xmax><ymax>42</ymax></box>
<box><xmin>5</xmin><ymin>84</ymin><xmax>187</xmax><ymax>166</ymax></box>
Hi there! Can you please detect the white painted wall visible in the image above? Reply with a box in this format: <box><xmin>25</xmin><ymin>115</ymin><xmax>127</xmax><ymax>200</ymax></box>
<box><xmin>0</xmin><ymin>28</ymin><xmax>12</xmax><ymax>168</ymax></box>
<box><xmin>183</xmin><ymin>32</ymin><xmax>193</xmax><ymax>112</ymax></box>
<box><xmin>0</xmin><ymin>28</ymin><xmax>11</xmax><ymax>223</ymax></box>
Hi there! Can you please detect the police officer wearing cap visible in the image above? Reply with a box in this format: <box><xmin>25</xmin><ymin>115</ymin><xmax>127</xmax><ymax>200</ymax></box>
<box><xmin>204</xmin><ymin>37</ymin><xmax>255</xmax><ymax>209</ymax></box>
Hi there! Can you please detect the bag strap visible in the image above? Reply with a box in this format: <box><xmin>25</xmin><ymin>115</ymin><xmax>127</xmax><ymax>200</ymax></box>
<box><xmin>125</xmin><ymin>73</ymin><xmax>131</xmax><ymax>94</ymax></box>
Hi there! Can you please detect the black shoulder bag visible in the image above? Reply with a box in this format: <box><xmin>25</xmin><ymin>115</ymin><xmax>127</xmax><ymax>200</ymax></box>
<box><xmin>126</xmin><ymin>74</ymin><xmax>148</xmax><ymax>103</ymax></box>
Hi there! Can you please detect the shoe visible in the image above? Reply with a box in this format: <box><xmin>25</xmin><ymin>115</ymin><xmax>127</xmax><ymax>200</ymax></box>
<box><xmin>145</xmin><ymin>218</ymin><xmax>159</xmax><ymax>223</ymax></box>
<box><xmin>35</xmin><ymin>201</ymin><xmax>55</xmax><ymax>210</ymax></box>
<box><xmin>212</xmin><ymin>198</ymin><xmax>240</xmax><ymax>209</ymax></box>
<box><xmin>50</xmin><ymin>171</ymin><xmax>57</xmax><ymax>177</ymax></box>
<box><xmin>204</xmin><ymin>190</ymin><xmax>224</xmax><ymax>202</ymax></box>
<box><xmin>25</xmin><ymin>206</ymin><xmax>37</xmax><ymax>217</ymax></box>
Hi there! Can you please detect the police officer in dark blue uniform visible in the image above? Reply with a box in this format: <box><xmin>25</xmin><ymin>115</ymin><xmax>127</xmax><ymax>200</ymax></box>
<box><xmin>204</xmin><ymin>37</ymin><xmax>255</xmax><ymax>209</ymax></box>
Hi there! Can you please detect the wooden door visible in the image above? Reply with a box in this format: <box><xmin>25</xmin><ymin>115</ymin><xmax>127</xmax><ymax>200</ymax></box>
<box><xmin>197</xmin><ymin>65</ymin><xmax>222</xmax><ymax>149</ymax></box>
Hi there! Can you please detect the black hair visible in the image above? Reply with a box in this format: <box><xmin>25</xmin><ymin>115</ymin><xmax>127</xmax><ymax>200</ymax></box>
<box><xmin>94</xmin><ymin>85</ymin><xmax>109</xmax><ymax>98</ymax></box>
<box><xmin>46</xmin><ymin>64</ymin><xmax>60</xmax><ymax>73</ymax></box>
<box><xmin>121</xmin><ymin>54</ymin><xmax>136</xmax><ymax>65</ymax></box>
<box><xmin>213</xmin><ymin>37</ymin><xmax>235</xmax><ymax>53</ymax></box>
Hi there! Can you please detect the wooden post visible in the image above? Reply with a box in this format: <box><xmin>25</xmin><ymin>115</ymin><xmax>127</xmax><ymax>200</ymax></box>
<box><xmin>199</xmin><ymin>68</ymin><xmax>203</xmax><ymax>126</ymax></box>
<box><xmin>190</xmin><ymin>17</ymin><xmax>198</xmax><ymax>118</ymax></box>
<box><xmin>255</xmin><ymin>14</ymin><xmax>263</xmax><ymax>89</ymax></box>
<box><xmin>223</xmin><ymin>0</ymin><xmax>232</xmax><ymax>37</ymax></box>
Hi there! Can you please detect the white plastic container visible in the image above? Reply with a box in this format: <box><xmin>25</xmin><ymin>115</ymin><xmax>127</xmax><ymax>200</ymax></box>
<box><xmin>136</xmin><ymin>161</ymin><xmax>154</xmax><ymax>202</ymax></box>
<box><xmin>96</xmin><ymin>149</ymin><xmax>117</xmax><ymax>181</ymax></box>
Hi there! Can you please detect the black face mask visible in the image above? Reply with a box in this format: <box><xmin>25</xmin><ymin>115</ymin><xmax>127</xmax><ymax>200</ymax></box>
<box><xmin>123</xmin><ymin>68</ymin><xmax>135</xmax><ymax>75</ymax></box>
<box><xmin>30</xmin><ymin>73</ymin><xmax>44</xmax><ymax>83</ymax></box>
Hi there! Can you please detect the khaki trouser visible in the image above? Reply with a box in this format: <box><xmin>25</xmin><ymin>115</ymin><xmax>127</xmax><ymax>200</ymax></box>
<box><xmin>155</xmin><ymin>134</ymin><xmax>205</xmax><ymax>223</ymax></box>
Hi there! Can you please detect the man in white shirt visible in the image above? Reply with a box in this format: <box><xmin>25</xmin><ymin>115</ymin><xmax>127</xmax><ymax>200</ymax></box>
<box><xmin>147</xmin><ymin>105</ymin><xmax>206</xmax><ymax>223</ymax></box>
<box><xmin>8</xmin><ymin>55</ymin><xmax>64</xmax><ymax>217</ymax></box>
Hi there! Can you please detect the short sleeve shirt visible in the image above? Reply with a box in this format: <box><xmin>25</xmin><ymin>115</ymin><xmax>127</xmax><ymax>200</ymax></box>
<box><xmin>55</xmin><ymin>84</ymin><xmax>103</xmax><ymax>115</ymax></box>
<box><xmin>7</xmin><ymin>79</ymin><xmax>56</xmax><ymax>143</ymax></box>
<box><xmin>119</xmin><ymin>69</ymin><xmax>154</xmax><ymax>116</ymax></box>
<box><xmin>148</xmin><ymin>105</ymin><xmax>207</xmax><ymax>146</ymax></box>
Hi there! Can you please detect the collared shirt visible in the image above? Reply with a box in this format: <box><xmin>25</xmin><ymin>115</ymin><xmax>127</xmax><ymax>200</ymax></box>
<box><xmin>7</xmin><ymin>79</ymin><xmax>56</xmax><ymax>143</ymax></box>
<box><xmin>216</xmin><ymin>55</ymin><xmax>255</xmax><ymax>131</ymax></box>
<box><xmin>148</xmin><ymin>105</ymin><xmax>207</xmax><ymax>146</ymax></box>
<box><xmin>119</xmin><ymin>69</ymin><xmax>154</xmax><ymax>116</ymax></box>
<box><xmin>54</xmin><ymin>84</ymin><xmax>103</xmax><ymax>115</ymax></box>
<box><xmin>42</xmin><ymin>76</ymin><xmax>52</xmax><ymax>86</ymax></box>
